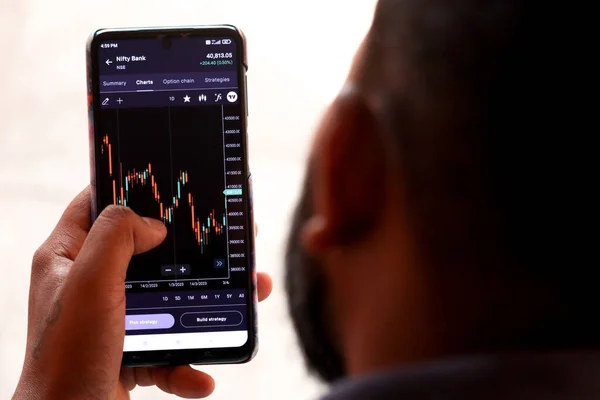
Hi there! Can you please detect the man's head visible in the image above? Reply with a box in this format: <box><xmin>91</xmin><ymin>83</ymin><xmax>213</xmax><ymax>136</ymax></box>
<box><xmin>285</xmin><ymin>0</ymin><xmax>592</xmax><ymax>383</ymax></box>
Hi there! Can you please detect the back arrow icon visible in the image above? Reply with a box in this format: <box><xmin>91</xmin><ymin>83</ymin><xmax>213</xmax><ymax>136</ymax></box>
<box><xmin>106</xmin><ymin>59</ymin><xmax>113</xmax><ymax>65</ymax></box>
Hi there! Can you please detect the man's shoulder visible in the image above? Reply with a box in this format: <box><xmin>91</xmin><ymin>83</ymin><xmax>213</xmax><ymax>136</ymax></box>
<box><xmin>321</xmin><ymin>352</ymin><xmax>600</xmax><ymax>400</ymax></box>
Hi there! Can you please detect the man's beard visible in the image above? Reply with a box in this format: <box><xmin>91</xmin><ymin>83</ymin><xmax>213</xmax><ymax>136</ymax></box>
<box><xmin>284</xmin><ymin>170</ymin><xmax>346</xmax><ymax>383</ymax></box>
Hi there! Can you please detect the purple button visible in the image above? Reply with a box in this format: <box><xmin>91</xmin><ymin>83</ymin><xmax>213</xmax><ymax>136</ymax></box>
<box><xmin>125</xmin><ymin>314</ymin><xmax>175</xmax><ymax>331</ymax></box>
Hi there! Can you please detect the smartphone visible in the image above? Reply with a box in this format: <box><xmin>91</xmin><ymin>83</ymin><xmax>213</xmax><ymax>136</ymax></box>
<box><xmin>86</xmin><ymin>25</ymin><xmax>257</xmax><ymax>366</ymax></box>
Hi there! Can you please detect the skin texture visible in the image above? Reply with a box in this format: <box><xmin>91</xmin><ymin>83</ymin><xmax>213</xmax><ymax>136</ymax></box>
<box><xmin>14</xmin><ymin>186</ymin><xmax>272</xmax><ymax>399</ymax></box>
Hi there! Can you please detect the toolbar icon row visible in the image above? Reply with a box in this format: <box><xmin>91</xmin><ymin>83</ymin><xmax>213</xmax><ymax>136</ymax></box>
<box><xmin>195</xmin><ymin>92</ymin><xmax>237</xmax><ymax>103</ymax></box>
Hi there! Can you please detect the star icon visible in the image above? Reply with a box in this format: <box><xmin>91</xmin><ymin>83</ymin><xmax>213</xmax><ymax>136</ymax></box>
<box><xmin>183</xmin><ymin>95</ymin><xmax>191</xmax><ymax>103</ymax></box>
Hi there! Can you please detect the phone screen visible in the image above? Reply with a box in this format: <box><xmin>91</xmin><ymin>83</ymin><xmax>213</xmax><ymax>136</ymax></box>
<box><xmin>88</xmin><ymin>28</ymin><xmax>255</xmax><ymax>363</ymax></box>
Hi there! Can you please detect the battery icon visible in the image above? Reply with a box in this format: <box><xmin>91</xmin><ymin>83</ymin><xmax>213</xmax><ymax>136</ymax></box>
<box><xmin>205</xmin><ymin>39</ymin><xmax>211</xmax><ymax>45</ymax></box>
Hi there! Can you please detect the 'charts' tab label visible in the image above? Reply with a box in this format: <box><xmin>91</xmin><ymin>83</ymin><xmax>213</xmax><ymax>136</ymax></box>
<box><xmin>136</xmin><ymin>79</ymin><xmax>154</xmax><ymax>86</ymax></box>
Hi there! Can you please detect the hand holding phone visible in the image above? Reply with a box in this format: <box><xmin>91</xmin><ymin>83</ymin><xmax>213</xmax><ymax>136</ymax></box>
<box><xmin>15</xmin><ymin>187</ymin><xmax>272</xmax><ymax>399</ymax></box>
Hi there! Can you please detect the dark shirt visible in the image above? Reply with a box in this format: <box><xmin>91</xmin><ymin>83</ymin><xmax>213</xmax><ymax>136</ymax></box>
<box><xmin>321</xmin><ymin>352</ymin><xmax>600</xmax><ymax>399</ymax></box>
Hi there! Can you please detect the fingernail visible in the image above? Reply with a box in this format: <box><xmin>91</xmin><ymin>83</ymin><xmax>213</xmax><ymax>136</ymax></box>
<box><xmin>142</xmin><ymin>217</ymin><xmax>165</xmax><ymax>231</ymax></box>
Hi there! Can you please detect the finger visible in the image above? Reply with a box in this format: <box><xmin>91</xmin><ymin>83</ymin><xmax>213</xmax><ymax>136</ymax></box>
<box><xmin>120</xmin><ymin>367</ymin><xmax>136</xmax><ymax>392</ymax></box>
<box><xmin>257</xmin><ymin>272</ymin><xmax>273</xmax><ymax>302</ymax></box>
<box><xmin>255</xmin><ymin>223</ymin><xmax>258</xmax><ymax>237</ymax></box>
<box><xmin>151</xmin><ymin>366</ymin><xmax>215</xmax><ymax>398</ymax></box>
<box><xmin>47</xmin><ymin>207</ymin><xmax>168</xmax><ymax>382</ymax></box>
<box><xmin>33</xmin><ymin>186</ymin><xmax>92</xmax><ymax>273</ymax></box>
<box><xmin>133</xmin><ymin>366</ymin><xmax>154</xmax><ymax>387</ymax></box>
<box><xmin>70</xmin><ymin>205</ymin><xmax>167</xmax><ymax>289</ymax></box>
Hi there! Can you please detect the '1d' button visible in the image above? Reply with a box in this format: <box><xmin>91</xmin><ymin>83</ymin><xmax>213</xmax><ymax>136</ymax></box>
<box><xmin>125</xmin><ymin>314</ymin><xmax>175</xmax><ymax>331</ymax></box>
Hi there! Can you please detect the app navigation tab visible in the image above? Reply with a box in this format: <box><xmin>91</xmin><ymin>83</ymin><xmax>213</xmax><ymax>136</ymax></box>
<box><xmin>99</xmin><ymin>71</ymin><xmax>238</xmax><ymax>93</ymax></box>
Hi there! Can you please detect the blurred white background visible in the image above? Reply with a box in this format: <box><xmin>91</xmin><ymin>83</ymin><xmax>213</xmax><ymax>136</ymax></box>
<box><xmin>0</xmin><ymin>1</ymin><xmax>376</xmax><ymax>398</ymax></box>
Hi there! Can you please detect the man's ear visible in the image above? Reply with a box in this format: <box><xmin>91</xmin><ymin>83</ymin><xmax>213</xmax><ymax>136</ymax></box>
<box><xmin>303</xmin><ymin>87</ymin><xmax>387</xmax><ymax>253</ymax></box>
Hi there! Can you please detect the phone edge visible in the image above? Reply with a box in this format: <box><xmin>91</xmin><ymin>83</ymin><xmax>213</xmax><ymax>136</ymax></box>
<box><xmin>85</xmin><ymin>25</ymin><xmax>258</xmax><ymax>366</ymax></box>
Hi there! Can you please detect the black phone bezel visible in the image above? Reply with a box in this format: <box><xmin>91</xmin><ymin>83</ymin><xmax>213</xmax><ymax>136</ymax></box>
<box><xmin>86</xmin><ymin>25</ymin><xmax>257</xmax><ymax>367</ymax></box>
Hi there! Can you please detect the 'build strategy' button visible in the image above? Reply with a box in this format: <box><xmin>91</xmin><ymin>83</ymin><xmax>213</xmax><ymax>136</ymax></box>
<box><xmin>180</xmin><ymin>311</ymin><xmax>243</xmax><ymax>328</ymax></box>
<box><xmin>125</xmin><ymin>314</ymin><xmax>175</xmax><ymax>331</ymax></box>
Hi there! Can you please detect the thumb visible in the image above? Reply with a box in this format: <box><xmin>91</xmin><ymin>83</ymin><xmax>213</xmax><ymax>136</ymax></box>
<box><xmin>70</xmin><ymin>205</ymin><xmax>167</xmax><ymax>290</ymax></box>
<box><xmin>30</xmin><ymin>206</ymin><xmax>167</xmax><ymax>387</ymax></box>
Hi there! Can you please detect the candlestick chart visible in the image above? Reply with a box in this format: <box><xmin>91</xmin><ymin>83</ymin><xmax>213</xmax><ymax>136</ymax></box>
<box><xmin>101</xmin><ymin>134</ymin><xmax>225</xmax><ymax>253</ymax></box>
<box><xmin>96</xmin><ymin>106</ymin><xmax>233</xmax><ymax>282</ymax></box>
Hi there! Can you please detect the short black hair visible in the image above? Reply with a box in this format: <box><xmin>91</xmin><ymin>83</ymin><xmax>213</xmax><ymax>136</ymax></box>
<box><xmin>359</xmin><ymin>0</ymin><xmax>595</xmax><ymax>343</ymax></box>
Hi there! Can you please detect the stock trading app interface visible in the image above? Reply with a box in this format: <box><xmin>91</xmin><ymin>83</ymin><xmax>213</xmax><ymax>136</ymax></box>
<box><xmin>94</xmin><ymin>35</ymin><xmax>250</xmax><ymax>353</ymax></box>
